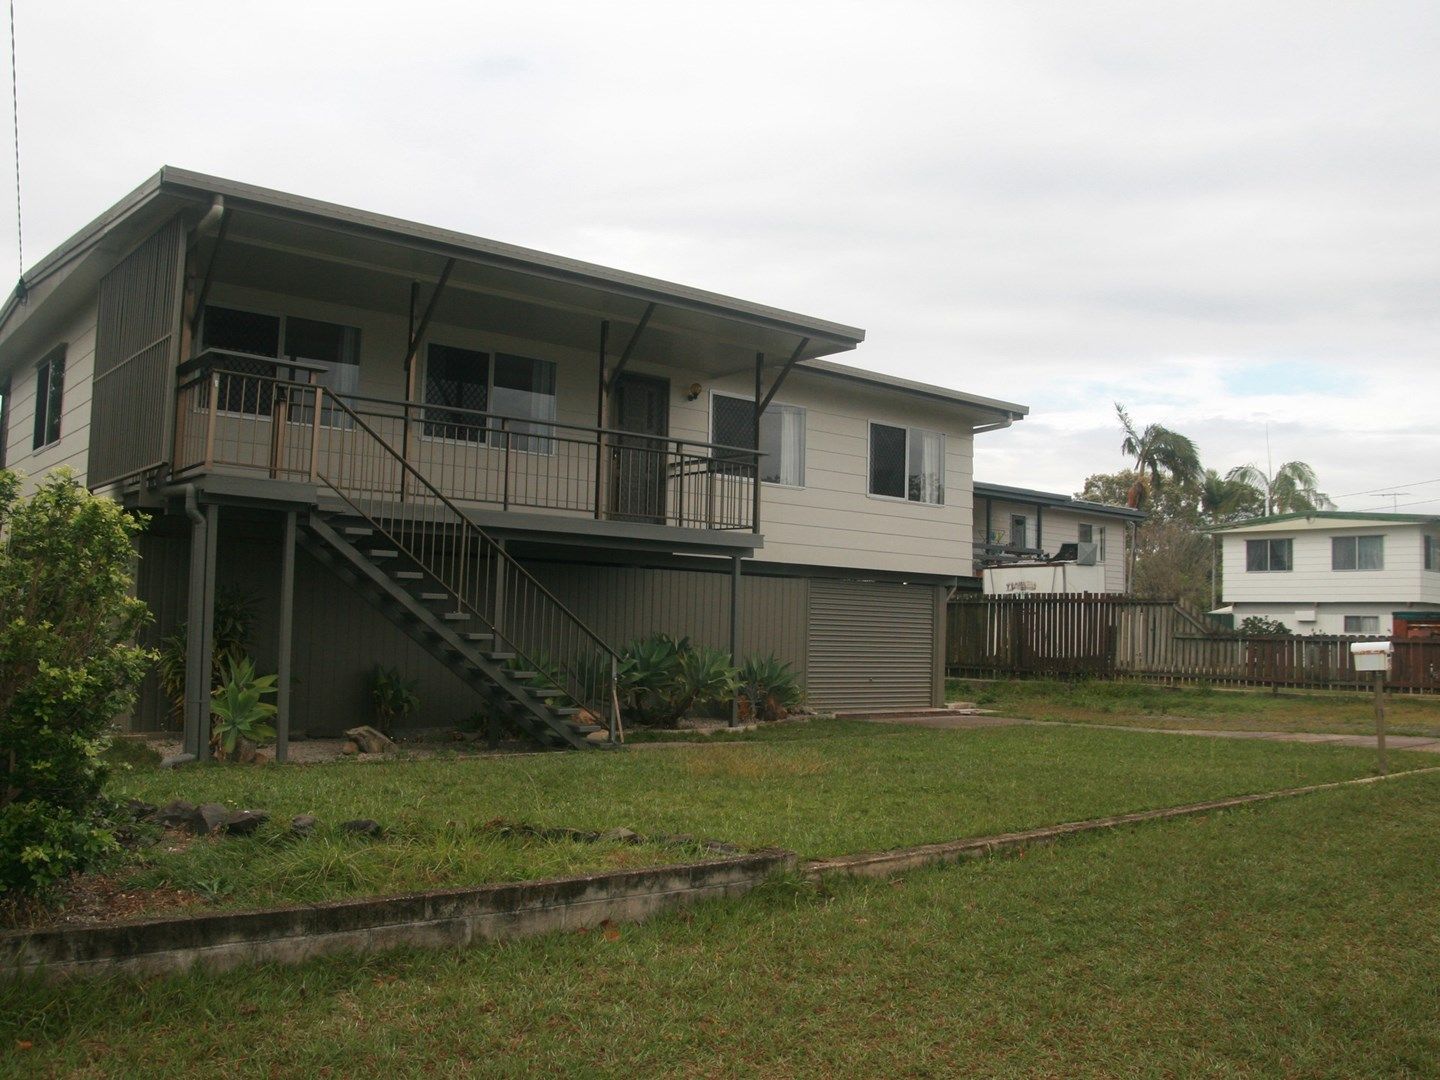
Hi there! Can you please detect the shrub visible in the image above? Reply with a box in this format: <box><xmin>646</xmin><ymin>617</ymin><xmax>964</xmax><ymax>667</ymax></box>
<box><xmin>0</xmin><ymin>469</ymin><xmax>154</xmax><ymax>894</ymax></box>
<box><xmin>738</xmin><ymin>655</ymin><xmax>804</xmax><ymax>721</ymax></box>
<box><xmin>210</xmin><ymin>655</ymin><xmax>278</xmax><ymax>761</ymax></box>
<box><xmin>156</xmin><ymin>587</ymin><xmax>256</xmax><ymax>720</ymax></box>
<box><xmin>369</xmin><ymin>664</ymin><xmax>420</xmax><ymax>735</ymax></box>
<box><xmin>1239</xmin><ymin>615</ymin><xmax>1291</xmax><ymax>636</ymax></box>
<box><xmin>617</xmin><ymin>634</ymin><xmax>739</xmax><ymax>727</ymax></box>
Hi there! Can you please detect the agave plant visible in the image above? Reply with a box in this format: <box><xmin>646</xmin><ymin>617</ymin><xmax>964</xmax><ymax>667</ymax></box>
<box><xmin>157</xmin><ymin>587</ymin><xmax>257</xmax><ymax>720</ymax></box>
<box><xmin>369</xmin><ymin>664</ymin><xmax>420</xmax><ymax>735</ymax></box>
<box><xmin>738</xmin><ymin>655</ymin><xmax>804</xmax><ymax>722</ymax></box>
<box><xmin>615</xmin><ymin>634</ymin><xmax>739</xmax><ymax>727</ymax></box>
<box><xmin>210</xmin><ymin>655</ymin><xmax>278</xmax><ymax>762</ymax></box>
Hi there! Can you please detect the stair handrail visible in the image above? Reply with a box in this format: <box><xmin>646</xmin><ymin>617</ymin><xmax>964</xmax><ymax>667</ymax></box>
<box><xmin>313</xmin><ymin>387</ymin><xmax>623</xmax><ymax>734</ymax></box>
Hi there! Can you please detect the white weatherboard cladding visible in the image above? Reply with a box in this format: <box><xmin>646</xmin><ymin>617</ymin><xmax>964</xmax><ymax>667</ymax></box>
<box><xmin>974</xmin><ymin>496</ymin><xmax>1129</xmax><ymax>593</ymax></box>
<box><xmin>204</xmin><ymin>282</ymin><xmax>981</xmax><ymax>577</ymax></box>
<box><xmin>1227</xmin><ymin>602</ymin><xmax>1440</xmax><ymax>637</ymax></box>
<box><xmin>0</xmin><ymin>303</ymin><xmax>99</xmax><ymax>494</ymax></box>
<box><xmin>1221</xmin><ymin>524</ymin><xmax>1440</xmax><ymax>608</ymax></box>
<box><xmin>807</xmin><ymin>579</ymin><xmax>936</xmax><ymax>709</ymax></box>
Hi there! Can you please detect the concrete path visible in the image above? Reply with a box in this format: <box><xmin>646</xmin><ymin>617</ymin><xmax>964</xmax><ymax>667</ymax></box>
<box><xmin>849</xmin><ymin>711</ymin><xmax>1440</xmax><ymax>754</ymax></box>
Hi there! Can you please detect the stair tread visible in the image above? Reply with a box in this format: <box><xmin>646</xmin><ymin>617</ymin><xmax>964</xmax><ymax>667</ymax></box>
<box><xmin>394</xmin><ymin>571</ymin><xmax>423</xmax><ymax>580</ymax></box>
<box><xmin>441</xmin><ymin>611</ymin><xmax>470</xmax><ymax>621</ymax></box>
<box><xmin>368</xmin><ymin>549</ymin><xmax>399</xmax><ymax>559</ymax></box>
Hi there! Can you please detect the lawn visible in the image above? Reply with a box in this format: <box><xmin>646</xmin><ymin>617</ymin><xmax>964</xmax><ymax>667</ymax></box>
<box><xmin>951</xmin><ymin>676</ymin><xmax>1440</xmax><ymax>737</ymax></box>
<box><xmin>15</xmin><ymin>720</ymin><xmax>1425</xmax><ymax>924</ymax></box>
<box><xmin>6</xmin><ymin>766</ymin><xmax>1439</xmax><ymax>1076</ymax></box>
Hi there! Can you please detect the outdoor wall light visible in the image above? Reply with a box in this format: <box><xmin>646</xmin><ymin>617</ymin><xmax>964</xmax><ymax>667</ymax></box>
<box><xmin>686</xmin><ymin>382</ymin><xmax>703</xmax><ymax>401</ymax></box>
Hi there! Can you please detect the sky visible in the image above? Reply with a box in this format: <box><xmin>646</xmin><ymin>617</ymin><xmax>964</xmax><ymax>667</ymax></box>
<box><xmin>6</xmin><ymin>1</ymin><xmax>1438</xmax><ymax>509</ymax></box>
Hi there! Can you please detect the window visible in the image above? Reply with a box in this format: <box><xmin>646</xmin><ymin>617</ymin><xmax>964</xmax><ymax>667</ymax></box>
<box><xmin>202</xmin><ymin>306</ymin><xmax>282</xmax><ymax>415</ymax></box>
<box><xmin>1246</xmin><ymin>537</ymin><xmax>1293</xmax><ymax>572</ymax></box>
<box><xmin>1078</xmin><ymin>523</ymin><xmax>1107</xmax><ymax>562</ymax></box>
<box><xmin>710</xmin><ymin>393</ymin><xmax>805</xmax><ymax>486</ymax></box>
<box><xmin>1010</xmin><ymin>514</ymin><xmax>1028</xmax><ymax>550</ymax></box>
<box><xmin>422</xmin><ymin>347</ymin><xmax>556</xmax><ymax>453</ymax></box>
<box><xmin>868</xmin><ymin>422</ymin><xmax>944</xmax><ymax>505</ymax></box>
<box><xmin>1332</xmin><ymin>535</ymin><xmax>1384</xmax><ymax>571</ymax></box>
<box><xmin>1426</xmin><ymin>535</ymin><xmax>1440</xmax><ymax>572</ymax></box>
<box><xmin>491</xmin><ymin>354</ymin><xmax>556</xmax><ymax>453</ymax></box>
<box><xmin>0</xmin><ymin>376</ymin><xmax>9</xmax><ymax>467</ymax></box>
<box><xmin>424</xmin><ymin>344</ymin><xmax>488</xmax><ymax>441</ymax></box>
<box><xmin>283</xmin><ymin>316</ymin><xmax>360</xmax><ymax>427</ymax></box>
<box><xmin>32</xmin><ymin>348</ymin><xmax>65</xmax><ymax>450</ymax></box>
<box><xmin>1344</xmin><ymin>615</ymin><xmax>1380</xmax><ymax>634</ymax></box>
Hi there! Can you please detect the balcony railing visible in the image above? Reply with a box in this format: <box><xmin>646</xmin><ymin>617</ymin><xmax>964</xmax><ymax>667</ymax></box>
<box><xmin>172</xmin><ymin>351</ymin><xmax>760</xmax><ymax>531</ymax></box>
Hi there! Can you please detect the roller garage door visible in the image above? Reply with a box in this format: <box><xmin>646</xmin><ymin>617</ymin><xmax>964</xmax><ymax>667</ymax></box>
<box><xmin>806</xmin><ymin>579</ymin><xmax>937</xmax><ymax>710</ymax></box>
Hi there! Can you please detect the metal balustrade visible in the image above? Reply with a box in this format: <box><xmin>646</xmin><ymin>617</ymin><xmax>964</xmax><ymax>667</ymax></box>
<box><xmin>172</xmin><ymin>351</ymin><xmax>761</xmax><ymax>531</ymax></box>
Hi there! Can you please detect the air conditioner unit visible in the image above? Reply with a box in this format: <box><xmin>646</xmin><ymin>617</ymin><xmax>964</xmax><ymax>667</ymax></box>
<box><xmin>1074</xmin><ymin>542</ymin><xmax>1099</xmax><ymax>566</ymax></box>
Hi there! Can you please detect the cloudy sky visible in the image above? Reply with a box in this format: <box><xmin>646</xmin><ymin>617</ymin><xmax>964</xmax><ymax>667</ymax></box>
<box><xmin>8</xmin><ymin>2</ymin><xmax>1438</xmax><ymax>508</ymax></box>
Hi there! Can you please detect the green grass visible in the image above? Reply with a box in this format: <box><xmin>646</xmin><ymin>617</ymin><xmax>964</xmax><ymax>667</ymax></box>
<box><xmin>951</xmin><ymin>676</ymin><xmax>1440</xmax><ymax>737</ymax></box>
<box><xmin>44</xmin><ymin>721</ymin><xmax>1425</xmax><ymax>921</ymax></box>
<box><xmin>7</xmin><ymin>769</ymin><xmax>1440</xmax><ymax>1076</ymax></box>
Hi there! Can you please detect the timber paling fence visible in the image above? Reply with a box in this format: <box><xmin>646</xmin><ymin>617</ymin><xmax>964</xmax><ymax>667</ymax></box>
<box><xmin>947</xmin><ymin>594</ymin><xmax>1440</xmax><ymax>693</ymax></box>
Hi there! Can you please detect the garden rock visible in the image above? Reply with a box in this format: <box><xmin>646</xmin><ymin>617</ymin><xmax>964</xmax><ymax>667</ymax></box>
<box><xmin>290</xmin><ymin>814</ymin><xmax>318</xmax><ymax>838</ymax></box>
<box><xmin>155</xmin><ymin>800</ymin><xmax>199</xmax><ymax>829</ymax></box>
<box><xmin>195</xmin><ymin>803</ymin><xmax>232</xmax><ymax>835</ymax></box>
<box><xmin>701</xmin><ymin>839</ymin><xmax>743</xmax><ymax>855</ymax></box>
<box><xmin>342</xmin><ymin>741</ymin><xmax>359</xmax><ymax>756</ymax></box>
<box><xmin>160</xmin><ymin>753</ymin><xmax>195</xmax><ymax>769</ymax></box>
<box><xmin>345</xmin><ymin>725</ymin><xmax>395</xmax><ymax>754</ymax></box>
<box><xmin>340</xmin><ymin>818</ymin><xmax>384</xmax><ymax>838</ymax></box>
<box><xmin>221</xmin><ymin>810</ymin><xmax>270</xmax><ymax>837</ymax></box>
<box><xmin>124</xmin><ymin>799</ymin><xmax>158</xmax><ymax>822</ymax></box>
<box><xmin>599</xmin><ymin>827</ymin><xmax>641</xmax><ymax>844</ymax></box>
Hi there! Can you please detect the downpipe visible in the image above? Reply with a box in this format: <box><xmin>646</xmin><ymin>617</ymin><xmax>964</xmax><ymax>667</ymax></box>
<box><xmin>177</xmin><ymin>485</ymin><xmax>206</xmax><ymax>763</ymax></box>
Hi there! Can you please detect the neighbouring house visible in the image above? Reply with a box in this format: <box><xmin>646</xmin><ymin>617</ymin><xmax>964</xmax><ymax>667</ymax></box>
<box><xmin>0</xmin><ymin>168</ymin><xmax>1028</xmax><ymax>754</ymax></box>
<box><xmin>1211</xmin><ymin>511</ymin><xmax>1440</xmax><ymax>635</ymax></box>
<box><xmin>969</xmin><ymin>482</ymin><xmax>1144</xmax><ymax>594</ymax></box>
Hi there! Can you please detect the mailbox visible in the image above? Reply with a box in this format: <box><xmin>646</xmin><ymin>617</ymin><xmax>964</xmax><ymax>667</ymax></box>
<box><xmin>1350</xmin><ymin>640</ymin><xmax>1393</xmax><ymax>672</ymax></box>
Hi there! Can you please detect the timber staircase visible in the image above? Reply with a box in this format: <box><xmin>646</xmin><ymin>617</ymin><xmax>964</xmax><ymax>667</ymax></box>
<box><xmin>300</xmin><ymin>391</ymin><xmax>624</xmax><ymax>750</ymax></box>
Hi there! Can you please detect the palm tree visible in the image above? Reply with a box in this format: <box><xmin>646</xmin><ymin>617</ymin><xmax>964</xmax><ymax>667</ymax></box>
<box><xmin>1227</xmin><ymin>461</ymin><xmax>1334</xmax><ymax>517</ymax></box>
<box><xmin>1115</xmin><ymin>403</ymin><xmax>1202</xmax><ymax>509</ymax></box>
<box><xmin>1197</xmin><ymin>468</ymin><xmax>1263</xmax><ymax>524</ymax></box>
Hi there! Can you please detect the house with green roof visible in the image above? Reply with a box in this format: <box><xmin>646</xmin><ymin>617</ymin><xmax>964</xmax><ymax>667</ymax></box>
<box><xmin>1210</xmin><ymin>511</ymin><xmax>1440</xmax><ymax>635</ymax></box>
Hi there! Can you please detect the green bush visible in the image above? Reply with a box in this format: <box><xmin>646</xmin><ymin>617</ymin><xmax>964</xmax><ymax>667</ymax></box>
<box><xmin>738</xmin><ymin>655</ymin><xmax>804</xmax><ymax>721</ymax></box>
<box><xmin>0</xmin><ymin>469</ymin><xmax>154</xmax><ymax>894</ymax></box>
<box><xmin>617</xmin><ymin>633</ymin><xmax>739</xmax><ymax>727</ymax></box>
<box><xmin>156</xmin><ymin>587</ymin><xmax>256</xmax><ymax>720</ymax></box>
<box><xmin>368</xmin><ymin>664</ymin><xmax>419</xmax><ymax>735</ymax></box>
<box><xmin>211</xmin><ymin>655</ymin><xmax>278</xmax><ymax>760</ymax></box>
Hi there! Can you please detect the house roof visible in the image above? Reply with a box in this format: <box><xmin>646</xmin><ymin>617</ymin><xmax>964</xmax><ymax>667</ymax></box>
<box><xmin>799</xmin><ymin>360</ymin><xmax>1027</xmax><ymax>421</ymax></box>
<box><xmin>1209</xmin><ymin>510</ymin><xmax>1440</xmax><ymax>534</ymax></box>
<box><xmin>974</xmin><ymin>481</ymin><xmax>1146</xmax><ymax>521</ymax></box>
<box><xmin>0</xmin><ymin>167</ymin><xmax>1031</xmax><ymax>423</ymax></box>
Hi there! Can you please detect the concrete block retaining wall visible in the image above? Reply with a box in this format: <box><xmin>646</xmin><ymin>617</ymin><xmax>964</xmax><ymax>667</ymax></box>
<box><xmin>3</xmin><ymin>850</ymin><xmax>796</xmax><ymax>982</ymax></box>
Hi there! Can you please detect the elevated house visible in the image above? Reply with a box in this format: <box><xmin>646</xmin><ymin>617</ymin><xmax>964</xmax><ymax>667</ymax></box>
<box><xmin>970</xmin><ymin>482</ymin><xmax>1143</xmax><ymax>594</ymax></box>
<box><xmin>1211</xmin><ymin>511</ymin><xmax>1440</xmax><ymax>635</ymax></box>
<box><xmin>0</xmin><ymin>169</ymin><xmax>1027</xmax><ymax>755</ymax></box>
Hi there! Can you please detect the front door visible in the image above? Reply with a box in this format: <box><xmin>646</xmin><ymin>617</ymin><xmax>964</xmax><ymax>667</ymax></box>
<box><xmin>609</xmin><ymin>374</ymin><xmax>670</xmax><ymax>523</ymax></box>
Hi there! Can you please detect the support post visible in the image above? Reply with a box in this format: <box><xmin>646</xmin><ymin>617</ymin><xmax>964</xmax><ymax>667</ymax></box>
<box><xmin>595</xmin><ymin>320</ymin><xmax>609</xmax><ymax>519</ymax></box>
<box><xmin>492</xmin><ymin>537</ymin><xmax>508</xmax><ymax>639</ymax></box>
<box><xmin>1035</xmin><ymin>504</ymin><xmax>1044</xmax><ymax>555</ymax></box>
<box><xmin>182</xmin><ymin>503</ymin><xmax>209</xmax><ymax>758</ymax></box>
<box><xmin>729</xmin><ymin>554</ymin><xmax>742</xmax><ymax>727</ymax></box>
<box><xmin>1374</xmin><ymin>670</ymin><xmax>1389</xmax><ymax>776</ymax></box>
<box><xmin>752</xmin><ymin>352</ymin><xmax>764</xmax><ymax>533</ymax></box>
<box><xmin>198</xmin><ymin>503</ymin><xmax>219</xmax><ymax>759</ymax></box>
<box><xmin>275</xmin><ymin>511</ymin><xmax>296</xmax><ymax>764</ymax></box>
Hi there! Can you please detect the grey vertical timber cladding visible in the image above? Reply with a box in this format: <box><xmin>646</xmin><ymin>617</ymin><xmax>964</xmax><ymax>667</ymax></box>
<box><xmin>130</xmin><ymin>520</ymin><xmax>482</xmax><ymax>734</ymax></box>
<box><xmin>807</xmin><ymin>579</ymin><xmax>935</xmax><ymax>709</ymax></box>
<box><xmin>524</xmin><ymin>562</ymin><xmax>809</xmax><ymax>682</ymax></box>
<box><xmin>89</xmin><ymin>216</ymin><xmax>186</xmax><ymax>486</ymax></box>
